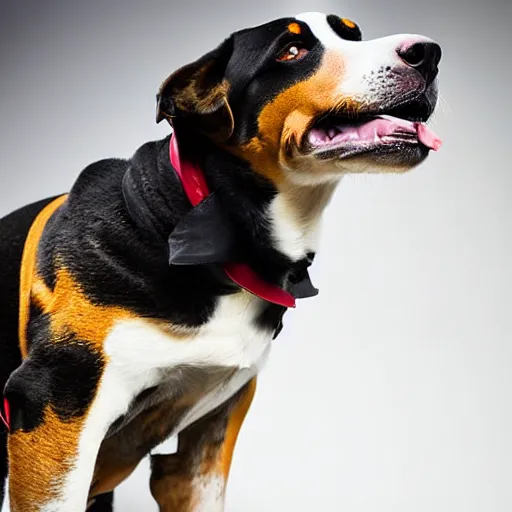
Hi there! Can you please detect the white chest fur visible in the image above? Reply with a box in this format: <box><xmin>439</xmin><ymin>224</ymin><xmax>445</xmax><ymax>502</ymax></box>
<box><xmin>104</xmin><ymin>290</ymin><xmax>273</xmax><ymax>432</ymax></box>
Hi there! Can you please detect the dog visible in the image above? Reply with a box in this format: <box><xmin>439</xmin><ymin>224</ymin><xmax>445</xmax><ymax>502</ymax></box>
<box><xmin>0</xmin><ymin>11</ymin><xmax>441</xmax><ymax>511</ymax></box>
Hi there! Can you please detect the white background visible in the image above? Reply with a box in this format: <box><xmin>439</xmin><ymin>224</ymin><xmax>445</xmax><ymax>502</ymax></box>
<box><xmin>1</xmin><ymin>0</ymin><xmax>511</xmax><ymax>510</ymax></box>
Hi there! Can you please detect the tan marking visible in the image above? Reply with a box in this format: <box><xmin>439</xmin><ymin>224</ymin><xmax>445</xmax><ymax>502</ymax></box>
<box><xmin>288</xmin><ymin>22</ymin><xmax>301</xmax><ymax>34</ymax></box>
<box><xmin>176</xmin><ymin>74</ymin><xmax>230</xmax><ymax>115</ymax></box>
<box><xmin>341</xmin><ymin>18</ymin><xmax>357</xmax><ymax>29</ymax></box>
<box><xmin>217</xmin><ymin>377</ymin><xmax>256</xmax><ymax>479</ymax></box>
<box><xmin>33</xmin><ymin>267</ymin><xmax>133</xmax><ymax>348</ymax></box>
<box><xmin>8</xmin><ymin>408</ymin><xmax>83</xmax><ymax>511</ymax></box>
<box><xmin>30</xmin><ymin>274</ymin><xmax>194</xmax><ymax>356</ymax></box>
<box><xmin>34</xmin><ymin>273</ymin><xmax>194</xmax><ymax>345</ymax></box>
<box><xmin>19</xmin><ymin>195</ymin><xmax>68</xmax><ymax>358</ymax></box>
<box><xmin>228</xmin><ymin>49</ymin><xmax>362</xmax><ymax>186</ymax></box>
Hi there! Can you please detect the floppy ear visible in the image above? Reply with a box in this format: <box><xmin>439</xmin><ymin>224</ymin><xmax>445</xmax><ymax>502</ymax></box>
<box><xmin>156</xmin><ymin>37</ymin><xmax>235</xmax><ymax>140</ymax></box>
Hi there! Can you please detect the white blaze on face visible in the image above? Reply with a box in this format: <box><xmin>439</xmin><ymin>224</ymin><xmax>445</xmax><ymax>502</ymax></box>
<box><xmin>295</xmin><ymin>12</ymin><xmax>437</xmax><ymax>102</ymax></box>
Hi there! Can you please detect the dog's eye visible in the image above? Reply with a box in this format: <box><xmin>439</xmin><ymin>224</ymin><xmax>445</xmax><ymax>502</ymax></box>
<box><xmin>277</xmin><ymin>44</ymin><xmax>309</xmax><ymax>62</ymax></box>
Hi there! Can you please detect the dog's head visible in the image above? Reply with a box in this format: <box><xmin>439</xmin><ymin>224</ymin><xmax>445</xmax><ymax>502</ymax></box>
<box><xmin>157</xmin><ymin>12</ymin><xmax>441</xmax><ymax>186</ymax></box>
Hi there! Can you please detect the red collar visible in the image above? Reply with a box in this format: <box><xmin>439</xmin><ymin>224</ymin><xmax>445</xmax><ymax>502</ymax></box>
<box><xmin>169</xmin><ymin>134</ymin><xmax>296</xmax><ymax>308</ymax></box>
<box><xmin>0</xmin><ymin>397</ymin><xmax>10</xmax><ymax>431</ymax></box>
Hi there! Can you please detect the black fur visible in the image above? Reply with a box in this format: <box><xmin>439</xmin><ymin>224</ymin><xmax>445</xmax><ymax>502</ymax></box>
<box><xmin>5</xmin><ymin>325</ymin><xmax>104</xmax><ymax>433</ymax></box>
<box><xmin>162</xmin><ymin>17</ymin><xmax>327</xmax><ymax>145</ymax></box>
<box><xmin>88</xmin><ymin>492</ymin><xmax>114</xmax><ymax>512</ymax></box>
<box><xmin>36</xmin><ymin>136</ymin><xmax>310</xmax><ymax>328</ymax></box>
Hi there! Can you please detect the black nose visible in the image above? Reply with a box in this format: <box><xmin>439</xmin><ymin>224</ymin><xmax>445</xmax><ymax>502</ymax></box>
<box><xmin>397</xmin><ymin>41</ymin><xmax>442</xmax><ymax>86</ymax></box>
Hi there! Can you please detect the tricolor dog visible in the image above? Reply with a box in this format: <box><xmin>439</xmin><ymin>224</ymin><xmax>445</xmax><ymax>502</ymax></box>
<box><xmin>0</xmin><ymin>11</ymin><xmax>442</xmax><ymax>511</ymax></box>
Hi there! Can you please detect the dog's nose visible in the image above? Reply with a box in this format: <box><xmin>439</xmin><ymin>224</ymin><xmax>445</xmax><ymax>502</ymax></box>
<box><xmin>397</xmin><ymin>39</ymin><xmax>442</xmax><ymax>86</ymax></box>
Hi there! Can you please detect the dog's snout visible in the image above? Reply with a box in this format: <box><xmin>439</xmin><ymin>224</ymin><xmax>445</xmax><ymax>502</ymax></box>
<box><xmin>397</xmin><ymin>39</ymin><xmax>442</xmax><ymax>86</ymax></box>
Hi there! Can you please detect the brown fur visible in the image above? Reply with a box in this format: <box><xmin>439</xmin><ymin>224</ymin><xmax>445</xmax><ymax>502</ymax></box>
<box><xmin>90</xmin><ymin>399</ymin><xmax>186</xmax><ymax>498</ymax></box>
<box><xmin>18</xmin><ymin>195</ymin><xmax>68</xmax><ymax>358</ymax></box>
<box><xmin>9</xmin><ymin>408</ymin><xmax>87</xmax><ymax>510</ymax></box>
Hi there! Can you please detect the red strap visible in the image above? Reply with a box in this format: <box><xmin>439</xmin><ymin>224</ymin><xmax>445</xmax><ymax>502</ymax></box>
<box><xmin>0</xmin><ymin>398</ymin><xmax>10</xmax><ymax>431</ymax></box>
<box><xmin>224</xmin><ymin>262</ymin><xmax>296</xmax><ymax>308</ymax></box>
<box><xmin>169</xmin><ymin>133</ymin><xmax>295</xmax><ymax>308</ymax></box>
<box><xmin>169</xmin><ymin>134</ymin><xmax>209</xmax><ymax>207</ymax></box>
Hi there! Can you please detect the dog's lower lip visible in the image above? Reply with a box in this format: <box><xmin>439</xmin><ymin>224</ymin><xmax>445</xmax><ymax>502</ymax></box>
<box><xmin>312</xmin><ymin>138</ymin><xmax>425</xmax><ymax>161</ymax></box>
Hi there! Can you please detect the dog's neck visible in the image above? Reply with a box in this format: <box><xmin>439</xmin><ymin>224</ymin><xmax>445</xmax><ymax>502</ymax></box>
<box><xmin>182</xmin><ymin>133</ymin><xmax>339</xmax><ymax>263</ymax></box>
<box><xmin>123</xmin><ymin>135</ymin><xmax>336</xmax><ymax>283</ymax></box>
<box><xmin>265</xmin><ymin>177</ymin><xmax>338</xmax><ymax>262</ymax></box>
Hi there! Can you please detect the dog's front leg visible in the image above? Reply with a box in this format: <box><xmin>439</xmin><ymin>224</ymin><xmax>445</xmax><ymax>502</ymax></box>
<box><xmin>4</xmin><ymin>349</ymin><xmax>132</xmax><ymax>512</ymax></box>
<box><xmin>150</xmin><ymin>378</ymin><xmax>256</xmax><ymax>512</ymax></box>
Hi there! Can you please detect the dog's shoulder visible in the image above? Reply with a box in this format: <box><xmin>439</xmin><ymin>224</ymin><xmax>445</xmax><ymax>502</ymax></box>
<box><xmin>29</xmin><ymin>137</ymin><xmax>220</xmax><ymax>326</ymax></box>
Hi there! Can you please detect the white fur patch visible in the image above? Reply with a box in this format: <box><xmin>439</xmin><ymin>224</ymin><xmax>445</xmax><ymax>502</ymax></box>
<box><xmin>268</xmin><ymin>194</ymin><xmax>322</xmax><ymax>261</ymax></box>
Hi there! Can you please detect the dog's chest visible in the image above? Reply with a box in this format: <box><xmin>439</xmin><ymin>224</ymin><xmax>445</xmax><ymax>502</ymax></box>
<box><xmin>104</xmin><ymin>291</ymin><xmax>274</xmax><ymax>434</ymax></box>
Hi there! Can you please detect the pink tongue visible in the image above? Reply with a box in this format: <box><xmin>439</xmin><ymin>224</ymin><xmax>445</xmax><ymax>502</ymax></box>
<box><xmin>416</xmin><ymin>122</ymin><xmax>442</xmax><ymax>151</ymax></box>
<box><xmin>310</xmin><ymin>115</ymin><xmax>442</xmax><ymax>151</ymax></box>
<box><xmin>361</xmin><ymin>115</ymin><xmax>442</xmax><ymax>151</ymax></box>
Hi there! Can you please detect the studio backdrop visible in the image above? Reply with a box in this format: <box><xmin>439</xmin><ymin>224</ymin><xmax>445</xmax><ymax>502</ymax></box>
<box><xmin>1</xmin><ymin>0</ymin><xmax>510</xmax><ymax>511</ymax></box>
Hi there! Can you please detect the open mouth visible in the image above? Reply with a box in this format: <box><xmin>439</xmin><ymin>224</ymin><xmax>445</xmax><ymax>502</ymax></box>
<box><xmin>305</xmin><ymin>97</ymin><xmax>442</xmax><ymax>159</ymax></box>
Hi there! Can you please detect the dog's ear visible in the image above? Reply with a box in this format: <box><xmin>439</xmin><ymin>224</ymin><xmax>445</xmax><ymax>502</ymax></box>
<box><xmin>156</xmin><ymin>37</ymin><xmax>235</xmax><ymax>140</ymax></box>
